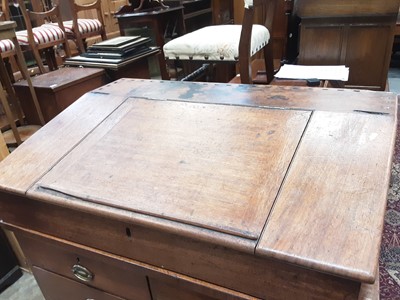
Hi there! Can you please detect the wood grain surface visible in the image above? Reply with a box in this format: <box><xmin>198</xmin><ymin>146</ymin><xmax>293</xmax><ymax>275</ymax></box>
<box><xmin>36</xmin><ymin>99</ymin><xmax>310</xmax><ymax>239</ymax></box>
<box><xmin>257</xmin><ymin>111</ymin><xmax>397</xmax><ymax>283</ymax></box>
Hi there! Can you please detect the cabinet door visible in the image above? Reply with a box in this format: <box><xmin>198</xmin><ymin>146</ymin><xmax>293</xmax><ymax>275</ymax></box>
<box><xmin>345</xmin><ymin>25</ymin><xmax>393</xmax><ymax>89</ymax></box>
<box><xmin>298</xmin><ymin>25</ymin><xmax>343</xmax><ymax>65</ymax></box>
<box><xmin>33</xmin><ymin>267</ymin><xmax>125</xmax><ymax>300</ymax></box>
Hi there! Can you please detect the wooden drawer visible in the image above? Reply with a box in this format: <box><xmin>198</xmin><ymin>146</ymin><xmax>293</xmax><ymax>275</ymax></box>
<box><xmin>15</xmin><ymin>233</ymin><xmax>152</xmax><ymax>300</ymax></box>
<box><xmin>32</xmin><ymin>266</ymin><xmax>124</xmax><ymax>300</ymax></box>
<box><xmin>14</xmin><ymin>231</ymin><xmax>257</xmax><ymax>300</ymax></box>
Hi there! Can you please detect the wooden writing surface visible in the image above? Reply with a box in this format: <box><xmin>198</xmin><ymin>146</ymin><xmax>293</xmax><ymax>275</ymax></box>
<box><xmin>36</xmin><ymin>98</ymin><xmax>310</xmax><ymax>239</ymax></box>
<box><xmin>257</xmin><ymin>110</ymin><xmax>396</xmax><ymax>282</ymax></box>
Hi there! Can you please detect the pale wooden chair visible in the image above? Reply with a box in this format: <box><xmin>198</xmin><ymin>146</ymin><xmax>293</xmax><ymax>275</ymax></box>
<box><xmin>163</xmin><ymin>0</ymin><xmax>277</xmax><ymax>84</ymax></box>
<box><xmin>0</xmin><ymin>4</ymin><xmax>44</xmax><ymax>146</ymax></box>
<box><xmin>15</xmin><ymin>0</ymin><xmax>71</xmax><ymax>74</ymax></box>
<box><xmin>53</xmin><ymin>0</ymin><xmax>107</xmax><ymax>54</ymax></box>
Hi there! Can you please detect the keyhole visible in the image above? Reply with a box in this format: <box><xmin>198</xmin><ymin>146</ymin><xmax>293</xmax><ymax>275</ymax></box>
<box><xmin>126</xmin><ymin>227</ymin><xmax>132</xmax><ymax>238</ymax></box>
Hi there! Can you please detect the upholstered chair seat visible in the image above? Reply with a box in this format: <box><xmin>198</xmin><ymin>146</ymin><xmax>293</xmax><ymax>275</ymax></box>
<box><xmin>61</xmin><ymin>18</ymin><xmax>103</xmax><ymax>36</ymax></box>
<box><xmin>163</xmin><ymin>0</ymin><xmax>276</xmax><ymax>84</ymax></box>
<box><xmin>16</xmin><ymin>25</ymin><xmax>66</xmax><ymax>46</ymax></box>
<box><xmin>164</xmin><ymin>25</ymin><xmax>270</xmax><ymax>62</ymax></box>
<box><xmin>0</xmin><ymin>39</ymin><xmax>15</xmax><ymax>54</ymax></box>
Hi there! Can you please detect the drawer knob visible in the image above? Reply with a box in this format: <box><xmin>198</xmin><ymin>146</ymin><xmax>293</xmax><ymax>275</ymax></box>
<box><xmin>72</xmin><ymin>264</ymin><xmax>94</xmax><ymax>282</ymax></box>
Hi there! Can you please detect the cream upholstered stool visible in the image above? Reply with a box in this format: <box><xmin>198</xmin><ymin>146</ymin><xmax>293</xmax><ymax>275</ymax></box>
<box><xmin>163</xmin><ymin>0</ymin><xmax>276</xmax><ymax>84</ymax></box>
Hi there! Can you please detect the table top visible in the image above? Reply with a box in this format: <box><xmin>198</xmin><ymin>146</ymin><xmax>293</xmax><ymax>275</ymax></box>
<box><xmin>0</xmin><ymin>21</ymin><xmax>16</xmax><ymax>31</ymax></box>
<box><xmin>0</xmin><ymin>79</ymin><xmax>396</xmax><ymax>284</ymax></box>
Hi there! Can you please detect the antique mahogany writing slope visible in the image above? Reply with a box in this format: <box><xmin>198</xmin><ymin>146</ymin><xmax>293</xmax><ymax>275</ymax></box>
<box><xmin>0</xmin><ymin>79</ymin><xmax>397</xmax><ymax>299</ymax></box>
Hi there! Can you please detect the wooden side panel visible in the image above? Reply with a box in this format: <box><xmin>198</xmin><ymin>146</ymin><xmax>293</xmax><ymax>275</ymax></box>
<box><xmin>257</xmin><ymin>111</ymin><xmax>396</xmax><ymax>283</ymax></box>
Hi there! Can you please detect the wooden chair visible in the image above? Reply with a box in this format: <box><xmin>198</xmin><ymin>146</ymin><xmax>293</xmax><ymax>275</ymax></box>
<box><xmin>163</xmin><ymin>0</ymin><xmax>277</xmax><ymax>84</ymax></box>
<box><xmin>0</xmin><ymin>18</ymin><xmax>44</xmax><ymax>146</ymax></box>
<box><xmin>15</xmin><ymin>0</ymin><xmax>71</xmax><ymax>74</ymax></box>
<box><xmin>55</xmin><ymin>0</ymin><xmax>107</xmax><ymax>54</ymax></box>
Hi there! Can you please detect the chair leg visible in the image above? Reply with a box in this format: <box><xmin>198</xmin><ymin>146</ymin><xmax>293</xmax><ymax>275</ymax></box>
<box><xmin>32</xmin><ymin>49</ymin><xmax>47</xmax><ymax>74</ymax></box>
<box><xmin>75</xmin><ymin>36</ymin><xmax>86</xmax><ymax>54</ymax></box>
<box><xmin>239</xmin><ymin>56</ymin><xmax>252</xmax><ymax>84</ymax></box>
<box><xmin>44</xmin><ymin>49</ymin><xmax>57</xmax><ymax>71</ymax></box>
<box><xmin>63</xmin><ymin>40</ymin><xmax>72</xmax><ymax>58</ymax></box>
<box><xmin>263</xmin><ymin>43</ymin><xmax>274</xmax><ymax>84</ymax></box>
<box><xmin>0</xmin><ymin>58</ymin><xmax>25</xmax><ymax>125</ymax></box>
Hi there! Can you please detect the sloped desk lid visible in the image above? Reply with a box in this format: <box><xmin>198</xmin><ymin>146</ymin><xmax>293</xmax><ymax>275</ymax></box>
<box><xmin>36</xmin><ymin>98</ymin><xmax>310</xmax><ymax>240</ymax></box>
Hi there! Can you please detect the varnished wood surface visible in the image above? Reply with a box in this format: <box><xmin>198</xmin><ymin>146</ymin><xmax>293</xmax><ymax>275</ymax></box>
<box><xmin>0</xmin><ymin>79</ymin><xmax>396</xmax><ymax>294</ymax></box>
<box><xmin>257</xmin><ymin>110</ymin><xmax>397</xmax><ymax>282</ymax></box>
<box><xmin>37</xmin><ymin>99</ymin><xmax>310</xmax><ymax>239</ymax></box>
<box><xmin>0</xmin><ymin>79</ymin><xmax>395</xmax><ymax>194</ymax></box>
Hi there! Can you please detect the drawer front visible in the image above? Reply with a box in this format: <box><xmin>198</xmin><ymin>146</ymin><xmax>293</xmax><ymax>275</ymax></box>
<box><xmin>32</xmin><ymin>266</ymin><xmax>124</xmax><ymax>300</ymax></box>
<box><xmin>16</xmin><ymin>233</ymin><xmax>151</xmax><ymax>300</ymax></box>
<box><xmin>16</xmin><ymin>231</ymin><xmax>257</xmax><ymax>300</ymax></box>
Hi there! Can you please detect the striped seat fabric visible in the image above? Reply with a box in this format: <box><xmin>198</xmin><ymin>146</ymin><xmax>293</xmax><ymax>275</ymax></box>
<box><xmin>62</xmin><ymin>19</ymin><xmax>102</xmax><ymax>35</ymax></box>
<box><xmin>0</xmin><ymin>39</ymin><xmax>15</xmax><ymax>54</ymax></box>
<box><xmin>16</xmin><ymin>25</ymin><xmax>66</xmax><ymax>45</ymax></box>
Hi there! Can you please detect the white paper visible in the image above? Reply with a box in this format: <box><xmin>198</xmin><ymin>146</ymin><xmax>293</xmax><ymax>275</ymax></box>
<box><xmin>275</xmin><ymin>65</ymin><xmax>349</xmax><ymax>81</ymax></box>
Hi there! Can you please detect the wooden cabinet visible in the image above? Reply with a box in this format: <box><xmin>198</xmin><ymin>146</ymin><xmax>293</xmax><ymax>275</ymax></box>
<box><xmin>295</xmin><ymin>0</ymin><xmax>400</xmax><ymax>90</ymax></box>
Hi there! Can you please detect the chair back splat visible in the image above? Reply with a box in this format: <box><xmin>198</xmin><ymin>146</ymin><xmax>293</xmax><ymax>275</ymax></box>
<box><xmin>54</xmin><ymin>0</ymin><xmax>107</xmax><ymax>54</ymax></box>
<box><xmin>239</xmin><ymin>0</ymin><xmax>277</xmax><ymax>84</ymax></box>
<box><xmin>163</xmin><ymin>0</ymin><xmax>277</xmax><ymax>84</ymax></box>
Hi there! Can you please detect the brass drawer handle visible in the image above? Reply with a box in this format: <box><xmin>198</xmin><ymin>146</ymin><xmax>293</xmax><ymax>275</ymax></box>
<box><xmin>72</xmin><ymin>264</ymin><xmax>94</xmax><ymax>282</ymax></box>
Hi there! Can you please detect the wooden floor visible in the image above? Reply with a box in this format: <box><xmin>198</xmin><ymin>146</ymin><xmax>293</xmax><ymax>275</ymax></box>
<box><xmin>0</xmin><ymin>271</ymin><xmax>43</xmax><ymax>300</ymax></box>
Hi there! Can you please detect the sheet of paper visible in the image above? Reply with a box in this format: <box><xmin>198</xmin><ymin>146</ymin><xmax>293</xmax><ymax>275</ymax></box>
<box><xmin>275</xmin><ymin>65</ymin><xmax>349</xmax><ymax>81</ymax></box>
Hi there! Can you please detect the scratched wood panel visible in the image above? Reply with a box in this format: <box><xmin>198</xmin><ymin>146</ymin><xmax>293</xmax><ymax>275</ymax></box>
<box><xmin>257</xmin><ymin>111</ymin><xmax>396</xmax><ymax>283</ymax></box>
<box><xmin>37</xmin><ymin>99</ymin><xmax>310</xmax><ymax>239</ymax></box>
<box><xmin>98</xmin><ymin>79</ymin><xmax>397</xmax><ymax>114</ymax></box>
